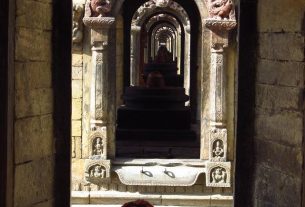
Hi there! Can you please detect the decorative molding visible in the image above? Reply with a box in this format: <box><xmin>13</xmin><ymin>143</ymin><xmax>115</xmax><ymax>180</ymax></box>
<box><xmin>83</xmin><ymin>16</ymin><xmax>115</xmax><ymax>29</ymax></box>
<box><xmin>85</xmin><ymin>160</ymin><xmax>111</xmax><ymax>185</ymax></box>
<box><xmin>206</xmin><ymin>162</ymin><xmax>231</xmax><ymax>187</ymax></box>
<box><xmin>153</xmin><ymin>0</ymin><xmax>171</xmax><ymax>7</ymax></box>
<box><xmin>205</xmin><ymin>19</ymin><xmax>237</xmax><ymax>31</ymax></box>
<box><xmin>89</xmin><ymin>129</ymin><xmax>107</xmax><ymax>159</ymax></box>
<box><xmin>209</xmin><ymin>128</ymin><xmax>227</xmax><ymax>162</ymax></box>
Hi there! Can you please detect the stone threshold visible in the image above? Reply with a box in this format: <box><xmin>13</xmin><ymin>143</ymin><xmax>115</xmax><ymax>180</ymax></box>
<box><xmin>72</xmin><ymin>191</ymin><xmax>233</xmax><ymax>206</ymax></box>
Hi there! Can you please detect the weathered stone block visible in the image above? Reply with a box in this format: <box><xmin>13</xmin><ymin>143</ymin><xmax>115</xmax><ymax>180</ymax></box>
<box><xmin>16</xmin><ymin>0</ymin><xmax>52</xmax><ymax>30</ymax></box>
<box><xmin>15</xmin><ymin>61</ymin><xmax>52</xmax><ymax>90</ymax></box>
<box><xmin>72</xmin><ymin>53</ymin><xmax>83</xmax><ymax>67</ymax></box>
<box><xmin>14</xmin><ymin>157</ymin><xmax>54</xmax><ymax>207</ymax></box>
<box><xmin>257</xmin><ymin>0</ymin><xmax>305</xmax><ymax>32</ymax></box>
<box><xmin>72</xmin><ymin>66</ymin><xmax>83</xmax><ymax>80</ymax></box>
<box><xmin>15</xmin><ymin>28</ymin><xmax>52</xmax><ymax>62</ymax></box>
<box><xmin>254</xmin><ymin>164</ymin><xmax>302</xmax><ymax>206</ymax></box>
<box><xmin>255</xmin><ymin>111</ymin><xmax>303</xmax><ymax>147</ymax></box>
<box><xmin>259</xmin><ymin>33</ymin><xmax>304</xmax><ymax>61</ymax></box>
<box><xmin>74</xmin><ymin>136</ymin><xmax>82</xmax><ymax>158</ymax></box>
<box><xmin>72</xmin><ymin>99</ymin><xmax>82</xmax><ymax>120</ymax></box>
<box><xmin>15</xmin><ymin>115</ymin><xmax>54</xmax><ymax>164</ymax></box>
<box><xmin>72</xmin><ymin>120</ymin><xmax>82</xmax><ymax>136</ymax></box>
<box><xmin>32</xmin><ymin>199</ymin><xmax>54</xmax><ymax>207</ymax></box>
<box><xmin>15</xmin><ymin>88</ymin><xmax>53</xmax><ymax>118</ymax></box>
<box><xmin>72</xmin><ymin>80</ymin><xmax>83</xmax><ymax>98</ymax></box>
<box><xmin>254</xmin><ymin>139</ymin><xmax>303</xmax><ymax>177</ymax></box>
<box><xmin>256</xmin><ymin>59</ymin><xmax>304</xmax><ymax>87</ymax></box>
<box><xmin>256</xmin><ymin>84</ymin><xmax>302</xmax><ymax>111</ymax></box>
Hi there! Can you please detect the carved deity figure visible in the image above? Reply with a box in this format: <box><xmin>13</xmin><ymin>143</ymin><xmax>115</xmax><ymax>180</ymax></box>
<box><xmin>213</xmin><ymin>140</ymin><xmax>224</xmax><ymax>158</ymax></box>
<box><xmin>90</xmin><ymin>165</ymin><xmax>106</xmax><ymax>178</ymax></box>
<box><xmin>93</xmin><ymin>137</ymin><xmax>103</xmax><ymax>155</ymax></box>
<box><xmin>72</xmin><ymin>4</ymin><xmax>84</xmax><ymax>43</ymax></box>
<box><xmin>85</xmin><ymin>0</ymin><xmax>111</xmax><ymax>17</ymax></box>
<box><xmin>211</xmin><ymin>167</ymin><xmax>227</xmax><ymax>183</ymax></box>
<box><xmin>209</xmin><ymin>0</ymin><xmax>235</xmax><ymax>20</ymax></box>
<box><xmin>155</xmin><ymin>45</ymin><xmax>173</xmax><ymax>63</ymax></box>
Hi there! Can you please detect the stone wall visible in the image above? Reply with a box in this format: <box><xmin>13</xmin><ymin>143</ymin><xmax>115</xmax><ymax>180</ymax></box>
<box><xmin>252</xmin><ymin>0</ymin><xmax>305</xmax><ymax>206</ymax></box>
<box><xmin>13</xmin><ymin>0</ymin><xmax>54</xmax><ymax>206</ymax></box>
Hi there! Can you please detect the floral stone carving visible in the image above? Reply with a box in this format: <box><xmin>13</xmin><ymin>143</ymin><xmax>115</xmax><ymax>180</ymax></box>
<box><xmin>85</xmin><ymin>160</ymin><xmax>111</xmax><ymax>184</ymax></box>
<box><xmin>209</xmin><ymin>128</ymin><xmax>227</xmax><ymax>161</ymax></box>
<box><xmin>206</xmin><ymin>162</ymin><xmax>231</xmax><ymax>187</ymax></box>
<box><xmin>89</xmin><ymin>130</ymin><xmax>107</xmax><ymax>159</ymax></box>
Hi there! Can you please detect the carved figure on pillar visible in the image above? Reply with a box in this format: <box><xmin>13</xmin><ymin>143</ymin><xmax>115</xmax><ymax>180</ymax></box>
<box><xmin>72</xmin><ymin>3</ymin><xmax>84</xmax><ymax>45</ymax></box>
<box><xmin>90</xmin><ymin>165</ymin><xmax>106</xmax><ymax>178</ymax></box>
<box><xmin>85</xmin><ymin>0</ymin><xmax>112</xmax><ymax>17</ymax></box>
<box><xmin>211</xmin><ymin>167</ymin><xmax>227</xmax><ymax>183</ymax></box>
<box><xmin>208</xmin><ymin>0</ymin><xmax>235</xmax><ymax>20</ymax></box>
<box><xmin>206</xmin><ymin>162</ymin><xmax>231</xmax><ymax>187</ymax></box>
<box><xmin>93</xmin><ymin>137</ymin><xmax>104</xmax><ymax>155</ymax></box>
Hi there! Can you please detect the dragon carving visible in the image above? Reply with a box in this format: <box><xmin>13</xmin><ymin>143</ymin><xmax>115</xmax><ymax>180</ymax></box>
<box><xmin>209</xmin><ymin>0</ymin><xmax>235</xmax><ymax>20</ymax></box>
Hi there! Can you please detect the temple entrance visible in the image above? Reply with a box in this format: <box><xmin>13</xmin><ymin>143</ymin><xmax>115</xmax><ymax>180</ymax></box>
<box><xmin>116</xmin><ymin>0</ymin><xmax>201</xmax><ymax>158</ymax></box>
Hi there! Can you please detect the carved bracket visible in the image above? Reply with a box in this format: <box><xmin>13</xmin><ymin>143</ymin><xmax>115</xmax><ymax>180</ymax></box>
<box><xmin>209</xmin><ymin>128</ymin><xmax>227</xmax><ymax>162</ymax></box>
<box><xmin>89</xmin><ymin>129</ymin><xmax>107</xmax><ymax>159</ymax></box>
<box><xmin>206</xmin><ymin>162</ymin><xmax>231</xmax><ymax>187</ymax></box>
<box><xmin>85</xmin><ymin>160</ymin><xmax>111</xmax><ymax>185</ymax></box>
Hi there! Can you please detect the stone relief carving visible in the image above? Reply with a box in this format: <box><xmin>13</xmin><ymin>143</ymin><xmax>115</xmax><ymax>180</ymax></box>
<box><xmin>132</xmin><ymin>0</ymin><xmax>189</xmax><ymax>26</ymax></box>
<box><xmin>211</xmin><ymin>167</ymin><xmax>227</xmax><ymax>183</ymax></box>
<box><xmin>153</xmin><ymin>0</ymin><xmax>171</xmax><ymax>7</ymax></box>
<box><xmin>206</xmin><ymin>162</ymin><xmax>231</xmax><ymax>187</ymax></box>
<box><xmin>72</xmin><ymin>3</ymin><xmax>84</xmax><ymax>46</ymax></box>
<box><xmin>85</xmin><ymin>0</ymin><xmax>111</xmax><ymax>17</ymax></box>
<box><xmin>89</xmin><ymin>164</ymin><xmax>106</xmax><ymax>178</ymax></box>
<box><xmin>208</xmin><ymin>0</ymin><xmax>235</xmax><ymax>20</ymax></box>
<box><xmin>89</xmin><ymin>130</ymin><xmax>107</xmax><ymax>159</ymax></box>
<box><xmin>209</xmin><ymin>128</ymin><xmax>227</xmax><ymax>161</ymax></box>
<box><xmin>85</xmin><ymin>160</ymin><xmax>111</xmax><ymax>184</ymax></box>
<box><xmin>83</xmin><ymin>0</ymin><xmax>115</xmax><ymax>29</ymax></box>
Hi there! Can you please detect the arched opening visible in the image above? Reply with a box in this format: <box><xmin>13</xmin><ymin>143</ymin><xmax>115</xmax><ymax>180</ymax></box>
<box><xmin>115</xmin><ymin>0</ymin><xmax>202</xmax><ymax>158</ymax></box>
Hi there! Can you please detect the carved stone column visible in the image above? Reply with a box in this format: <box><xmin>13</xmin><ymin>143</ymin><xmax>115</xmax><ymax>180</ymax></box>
<box><xmin>204</xmin><ymin>0</ymin><xmax>236</xmax><ymax>188</ymax></box>
<box><xmin>130</xmin><ymin>25</ymin><xmax>141</xmax><ymax>86</ymax></box>
<box><xmin>83</xmin><ymin>0</ymin><xmax>115</xmax><ymax>184</ymax></box>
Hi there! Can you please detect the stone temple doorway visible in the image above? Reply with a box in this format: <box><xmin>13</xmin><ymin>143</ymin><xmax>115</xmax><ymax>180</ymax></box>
<box><xmin>71</xmin><ymin>0</ymin><xmax>238</xmax><ymax>205</ymax></box>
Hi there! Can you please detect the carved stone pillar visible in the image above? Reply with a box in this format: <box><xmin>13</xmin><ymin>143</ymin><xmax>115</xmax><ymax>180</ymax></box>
<box><xmin>204</xmin><ymin>0</ymin><xmax>237</xmax><ymax>188</ymax></box>
<box><xmin>130</xmin><ymin>25</ymin><xmax>141</xmax><ymax>86</ymax></box>
<box><xmin>83</xmin><ymin>0</ymin><xmax>115</xmax><ymax>184</ymax></box>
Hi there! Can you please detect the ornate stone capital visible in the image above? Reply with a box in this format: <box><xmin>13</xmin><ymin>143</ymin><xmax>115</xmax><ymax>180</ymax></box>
<box><xmin>206</xmin><ymin>162</ymin><xmax>231</xmax><ymax>187</ymax></box>
<box><xmin>83</xmin><ymin>16</ymin><xmax>115</xmax><ymax>29</ymax></box>
<box><xmin>205</xmin><ymin>19</ymin><xmax>237</xmax><ymax>32</ymax></box>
